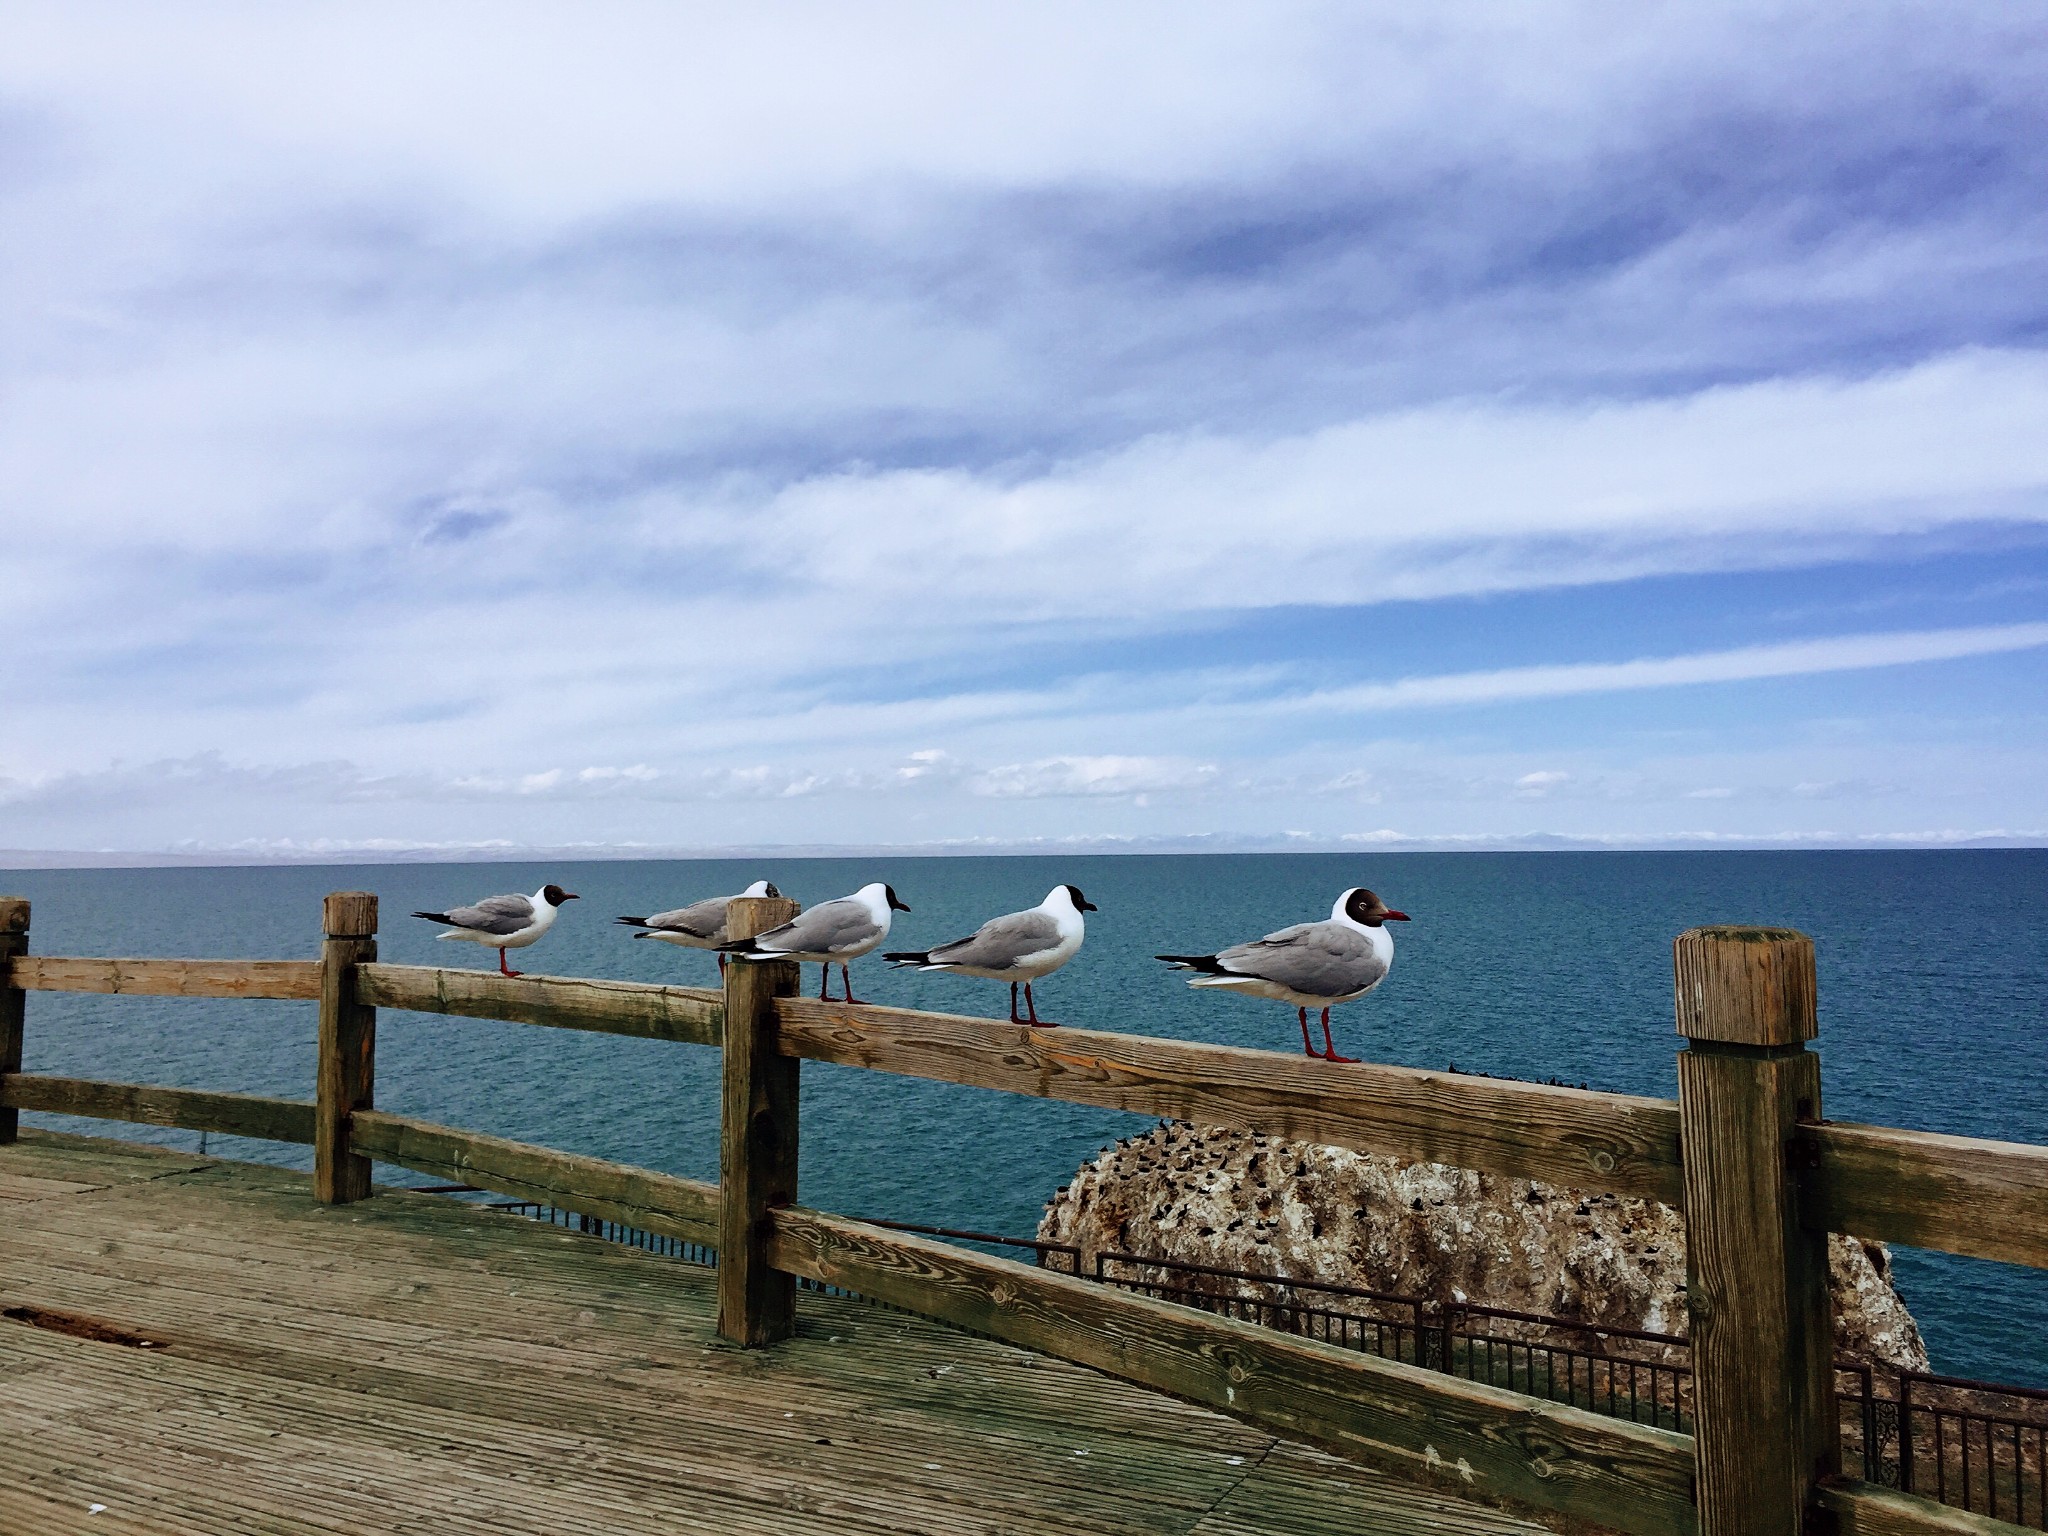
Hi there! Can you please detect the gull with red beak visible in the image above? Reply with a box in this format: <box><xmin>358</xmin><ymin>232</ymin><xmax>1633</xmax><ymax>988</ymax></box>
<box><xmin>884</xmin><ymin>883</ymin><xmax>1097</xmax><ymax>1027</ymax></box>
<box><xmin>1156</xmin><ymin>887</ymin><xmax>1408</xmax><ymax>1063</ymax></box>
<box><xmin>412</xmin><ymin>883</ymin><xmax>579</xmax><ymax>977</ymax></box>
<box><xmin>719</xmin><ymin>882</ymin><xmax>910</xmax><ymax>1004</ymax></box>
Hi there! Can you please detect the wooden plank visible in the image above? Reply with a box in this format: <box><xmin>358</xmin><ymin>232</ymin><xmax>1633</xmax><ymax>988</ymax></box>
<box><xmin>0</xmin><ymin>897</ymin><xmax>25</xmax><ymax>1145</ymax></box>
<box><xmin>0</xmin><ymin>1131</ymin><xmax>1566</xmax><ymax>1536</ymax></box>
<box><xmin>316</xmin><ymin>892</ymin><xmax>377</xmax><ymax>1204</ymax></box>
<box><xmin>350</xmin><ymin>1109</ymin><xmax>719</xmax><ymax>1246</ymax></box>
<box><xmin>0</xmin><ymin>1074</ymin><xmax>315</xmax><ymax>1143</ymax></box>
<box><xmin>775</xmin><ymin>997</ymin><xmax>1685</xmax><ymax>1204</ymax></box>
<box><xmin>4</xmin><ymin>955</ymin><xmax>321</xmax><ymax>1001</ymax></box>
<box><xmin>1816</xmin><ymin>1479</ymin><xmax>2038</xmax><ymax>1536</ymax></box>
<box><xmin>1676</xmin><ymin>926</ymin><xmax>1834</xmax><ymax>1536</ymax></box>
<box><xmin>355</xmin><ymin>962</ymin><xmax>721</xmax><ymax>1045</ymax></box>
<box><xmin>718</xmin><ymin>894</ymin><xmax>801</xmax><ymax>1346</ymax></box>
<box><xmin>1804</xmin><ymin>1121</ymin><xmax>2048</xmax><ymax>1270</ymax></box>
<box><xmin>765</xmin><ymin>1206</ymin><xmax>1698</xmax><ymax>1536</ymax></box>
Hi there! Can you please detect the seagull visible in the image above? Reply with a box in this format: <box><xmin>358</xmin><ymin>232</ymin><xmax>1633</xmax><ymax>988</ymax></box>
<box><xmin>411</xmin><ymin>883</ymin><xmax>579</xmax><ymax>977</ymax></box>
<box><xmin>883</xmin><ymin>884</ymin><xmax>1096</xmax><ymax>1027</ymax></box>
<box><xmin>718</xmin><ymin>882</ymin><xmax>910</xmax><ymax>1003</ymax></box>
<box><xmin>1156</xmin><ymin>887</ymin><xmax>1408</xmax><ymax>1063</ymax></box>
<box><xmin>614</xmin><ymin>879</ymin><xmax>781</xmax><ymax>976</ymax></box>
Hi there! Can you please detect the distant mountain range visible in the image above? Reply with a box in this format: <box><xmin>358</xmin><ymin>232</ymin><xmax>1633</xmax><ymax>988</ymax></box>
<box><xmin>5</xmin><ymin>831</ymin><xmax>2044</xmax><ymax>869</ymax></box>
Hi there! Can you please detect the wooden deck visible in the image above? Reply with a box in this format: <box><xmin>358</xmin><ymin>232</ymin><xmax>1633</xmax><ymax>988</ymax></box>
<box><xmin>0</xmin><ymin>1131</ymin><xmax>1551</xmax><ymax>1536</ymax></box>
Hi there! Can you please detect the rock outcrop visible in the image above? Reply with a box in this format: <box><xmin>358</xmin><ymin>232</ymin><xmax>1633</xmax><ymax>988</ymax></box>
<box><xmin>1038</xmin><ymin>1120</ymin><xmax>1927</xmax><ymax>1370</ymax></box>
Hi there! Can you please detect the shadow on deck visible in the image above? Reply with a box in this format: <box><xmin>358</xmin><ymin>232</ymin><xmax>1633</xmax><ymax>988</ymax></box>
<box><xmin>0</xmin><ymin>1131</ymin><xmax>1550</xmax><ymax>1536</ymax></box>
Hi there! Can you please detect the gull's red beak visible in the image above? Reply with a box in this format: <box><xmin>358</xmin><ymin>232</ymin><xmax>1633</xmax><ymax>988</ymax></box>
<box><xmin>1384</xmin><ymin>909</ymin><xmax>1410</xmax><ymax>921</ymax></box>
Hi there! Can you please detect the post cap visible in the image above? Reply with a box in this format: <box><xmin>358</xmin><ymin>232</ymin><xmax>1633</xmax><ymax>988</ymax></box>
<box><xmin>323</xmin><ymin>891</ymin><xmax>378</xmax><ymax>939</ymax></box>
<box><xmin>1674</xmin><ymin>925</ymin><xmax>1816</xmax><ymax>1046</ymax></box>
<box><xmin>723</xmin><ymin>894</ymin><xmax>800</xmax><ymax>946</ymax></box>
<box><xmin>0</xmin><ymin>897</ymin><xmax>27</xmax><ymax>935</ymax></box>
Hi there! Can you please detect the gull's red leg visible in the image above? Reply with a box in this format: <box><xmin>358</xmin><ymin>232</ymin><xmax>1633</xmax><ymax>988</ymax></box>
<box><xmin>717</xmin><ymin>954</ymin><xmax>727</xmax><ymax>977</ymax></box>
<box><xmin>1320</xmin><ymin>1008</ymin><xmax>1357</xmax><ymax>1064</ymax></box>
<box><xmin>818</xmin><ymin>964</ymin><xmax>830</xmax><ymax>1000</ymax></box>
<box><xmin>1297</xmin><ymin>1007</ymin><xmax>1316</xmax><ymax>1056</ymax></box>
<box><xmin>1025</xmin><ymin>981</ymin><xmax>1058</xmax><ymax>1028</ymax></box>
<box><xmin>841</xmin><ymin>963</ymin><xmax>863</xmax><ymax>1005</ymax></box>
<box><xmin>499</xmin><ymin>948</ymin><xmax>523</xmax><ymax>978</ymax></box>
<box><xmin>1009</xmin><ymin>981</ymin><xmax>1022</xmax><ymax>1024</ymax></box>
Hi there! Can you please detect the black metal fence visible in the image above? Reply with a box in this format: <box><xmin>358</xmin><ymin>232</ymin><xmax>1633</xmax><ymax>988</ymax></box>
<box><xmin>444</xmin><ymin>1191</ymin><xmax>2046</xmax><ymax>1529</ymax></box>
<box><xmin>1093</xmin><ymin>1250</ymin><xmax>1433</xmax><ymax>1364</ymax></box>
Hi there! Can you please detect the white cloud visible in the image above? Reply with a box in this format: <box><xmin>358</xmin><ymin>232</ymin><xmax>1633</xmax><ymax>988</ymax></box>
<box><xmin>970</xmin><ymin>755</ymin><xmax>1219</xmax><ymax>799</ymax></box>
<box><xmin>3</xmin><ymin>6</ymin><xmax>2046</xmax><ymax>850</ymax></box>
<box><xmin>1296</xmin><ymin>620</ymin><xmax>2048</xmax><ymax>716</ymax></box>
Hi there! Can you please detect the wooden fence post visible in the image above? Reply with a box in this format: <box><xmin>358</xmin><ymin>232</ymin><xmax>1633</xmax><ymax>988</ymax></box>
<box><xmin>0</xmin><ymin>897</ymin><xmax>27</xmax><ymax>1146</ymax></box>
<box><xmin>1676</xmin><ymin>926</ymin><xmax>1836</xmax><ymax>1536</ymax></box>
<box><xmin>718</xmin><ymin>892</ymin><xmax>801</xmax><ymax>1346</ymax></box>
<box><xmin>316</xmin><ymin>891</ymin><xmax>378</xmax><ymax>1204</ymax></box>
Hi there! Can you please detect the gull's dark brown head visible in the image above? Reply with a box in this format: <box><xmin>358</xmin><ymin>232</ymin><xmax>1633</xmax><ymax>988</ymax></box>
<box><xmin>542</xmin><ymin>884</ymin><xmax>580</xmax><ymax>905</ymax></box>
<box><xmin>1344</xmin><ymin>888</ymin><xmax>1408</xmax><ymax>926</ymax></box>
<box><xmin>884</xmin><ymin>884</ymin><xmax>911</xmax><ymax>912</ymax></box>
<box><xmin>1064</xmin><ymin>884</ymin><xmax>1098</xmax><ymax>912</ymax></box>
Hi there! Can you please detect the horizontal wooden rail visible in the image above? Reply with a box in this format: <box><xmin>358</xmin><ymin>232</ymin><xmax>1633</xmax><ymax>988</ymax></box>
<box><xmin>355</xmin><ymin>964</ymin><xmax>721</xmax><ymax>1045</ymax></box>
<box><xmin>766</xmin><ymin>1205</ymin><xmax>1697</xmax><ymax>1535</ymax></box>
<box><xmin>0</xmin><ymin>1073</ymin><xmax>315</xmax><ymax>1143</ymax></box>
<box><xmin>351</xmin><ymin>1110</ymin><xmax>719</xmax><ymax>1246</ymax></box>
<box><xmin>1816</xmin><ymin>1478</ymin><xmax>2036</xmax><ymax>1535</ymax></box>
<box><xmin>1804</xmin><ymin>1121</ymin><xmax>2048</xmax><ymax>1271</ymax></box>
<box><xmin>5</xmin><ymin>956</ymin><xmax>322</xmax><ymax>1001</ymax></box>
<box><xmin>775</xmin><ymin>998</ymin><xmax>1686</xmax><ymax>1205</ymax></box>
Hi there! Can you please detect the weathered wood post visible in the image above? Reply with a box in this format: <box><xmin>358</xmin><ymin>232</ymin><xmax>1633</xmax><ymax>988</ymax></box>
<box><xmin>1675</xmin><ymin>926</ymin><xmax>1836</xmax><ymax>1536</ymax></box>
<box><xmin>0</xmin><ymin>897</ymin><xmax>27</xmax><ymax>1145</ymax></box>
<box><xmin>718</xmin><ymin>892</ymin><xmax>801</xmax><ymax>1346</ymax></box>
<box><xmin>316</xmin><ymin>891</ymin><xmax>378</xmax><ymax>1204</ymax></box>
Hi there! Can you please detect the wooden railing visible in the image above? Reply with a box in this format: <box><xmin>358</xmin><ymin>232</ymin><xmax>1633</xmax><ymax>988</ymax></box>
<box><xmin>1</xmin><ymin>888</ymin><xmax>2043</xmax><ymax>1536</ymax></box>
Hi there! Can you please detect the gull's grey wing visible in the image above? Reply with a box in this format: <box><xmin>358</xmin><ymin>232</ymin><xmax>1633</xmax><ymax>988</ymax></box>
<box><xmin>442</xmin><ymin>893</ymin><xmax>535</xmax><ymax>936</ymax></box>
<box><xmin>928</xmin><ymin>910</ymin><xmax>1062</xmax><ymax>969</ymax></box>
<box><xmin>757</xmin><ymin>898</ymin><xmax>881</xmax><ymax>957</ymax></box>
<box><xmin>1216</xmin><ymin>921</ymin><xmax>1384</xmax><ymax>997</ymax></box>
<box><xmin>642</xmin><ymin>895</ymin><xmax>732</xmax><ymax>940</ymax></box>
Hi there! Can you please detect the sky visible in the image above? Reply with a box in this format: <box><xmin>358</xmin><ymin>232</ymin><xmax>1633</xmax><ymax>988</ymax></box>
<box><xmin>3</xmin><ymin>3</ymin><xmax>2047</xmax><ymax>857</ymax></box>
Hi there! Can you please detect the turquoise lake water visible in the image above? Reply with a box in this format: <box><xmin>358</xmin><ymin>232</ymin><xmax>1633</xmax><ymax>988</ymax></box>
<box><xmin>4</xmin><ymin>850</ymin><xmax>2043</xmax><ymax>1384</ymax></box>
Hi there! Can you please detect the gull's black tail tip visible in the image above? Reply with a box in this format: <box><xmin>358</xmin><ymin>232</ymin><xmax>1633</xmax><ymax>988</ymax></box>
<box><xmin>881</xmin><ymin>951</ymin><xmax>929</xmax><ymax>968</ymax></box>
<box><xmin>411</xmin><ymin>910</ymin><xmax>453</xmax><ymax>924</ymax></box>
<box><xmin>615</xmin><ymin>915</ymin><xmax>649</xmax><ymax>927</ymax></box>
<box><xmin>1155</xmin><ymin>952</ymin><xmax>1226</xmax><ymax>974</ymax></box>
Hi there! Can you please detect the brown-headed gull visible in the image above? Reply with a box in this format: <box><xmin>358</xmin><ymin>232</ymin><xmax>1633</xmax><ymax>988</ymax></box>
<box><xmin>719</xmin><ymin>882</ymin><xmax>910</xmax><ymax>1004</ymax></box>
<box><xmin>615</xmin><ymin>879</ymin><xmax>781</xmax><ymax>975</ymax></box>
<box><xmin>1156</xmin><ymin>887</ymin><xmax>1408</xmax><ymax>1063</ymax></box>
<box><xmin>883</xmin><ymin>884</ymin><xmax>1096</xmax><ymax>1027</ymax></box>
<box><xmin>412</xmin><ymin>883</ymin><xmax>579</xmax><ymax>977</ymax></box>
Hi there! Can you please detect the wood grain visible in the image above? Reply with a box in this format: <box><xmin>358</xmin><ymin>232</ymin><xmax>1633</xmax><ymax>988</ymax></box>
<box><xmin>1676</xmin><ymin>924</ymin><xmax>1832</xmax><ymax>1536</ymax></box>
<box><xmin>775</xmin><ymin>997</ymin><xmax>1686</xmax><ymax>1204</ymax></box>
<box><xmin>1679</xmin><ymin>1046</ymin><xmax>1834</xmax><ymax>1536</ymax></box>
<box><xmin>1672</xmin><ymin>927</ymin><xmax>1816</xmax><ymax>1047</ymax></box>
<box><xmin>1816</xmin><ymin>1478</ymin><xmax>2036</xmax><ymax>1536</ymax></box>
<box><xmin>718</xmin><ymin>895</ymin><xmax>802</xmax><ymax>1347</ymax></box>
<box><xmin>4</xmin><ymin>956</ymin><xmax>322</xmax><ymax>1001</ymax></box>
<box><xmin>0</xmin><ymin>1128</ymin><xmax>1561</xmax><ymax>1536</ymax></box>
<box><xmin>1803</xmin><ymin>1120</ymin><xmax>2048</xmax><ymax>1271</ymax></box>
<box><xmin>350</xmin><ymin>1110</ymin><xmax>719</xmax><ymax>1245</ymax></box>
<box><xmin>0</xmin><ymin>897</ymin><xmax>24</xmax><ymax>1145</ymax></box>
<box><xmin>766</xmin><ymin>1205</ymin><xmax>1699</xmax><ymax>1536</ymax></box>
<box><xmin>316</xmin><ymin>892</ymin><xmax>377</xmax><ymax>1205</ymax></box>
<box><xmin>356</xmin><ymin>962</ymin><xmax>722</xmax><ymax>1045</ymax></box>
<box><xmin>0</xmin><ymin>1074</ymin><xmax>315</xmax><ymax>1143</ymax></box>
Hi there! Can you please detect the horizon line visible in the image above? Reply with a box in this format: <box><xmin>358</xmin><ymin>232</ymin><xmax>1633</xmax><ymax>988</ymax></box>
<box><xmin>5</xmin><ymin>830</ymin><xmax>2045</xmax><ymax>871</ymax></box>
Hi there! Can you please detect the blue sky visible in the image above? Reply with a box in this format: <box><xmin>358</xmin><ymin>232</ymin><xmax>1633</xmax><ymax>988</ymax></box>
<box><xmin>2</xmin><ymin>3</ymin><xmax>2046</xmax><ymax>855</ymax></box>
